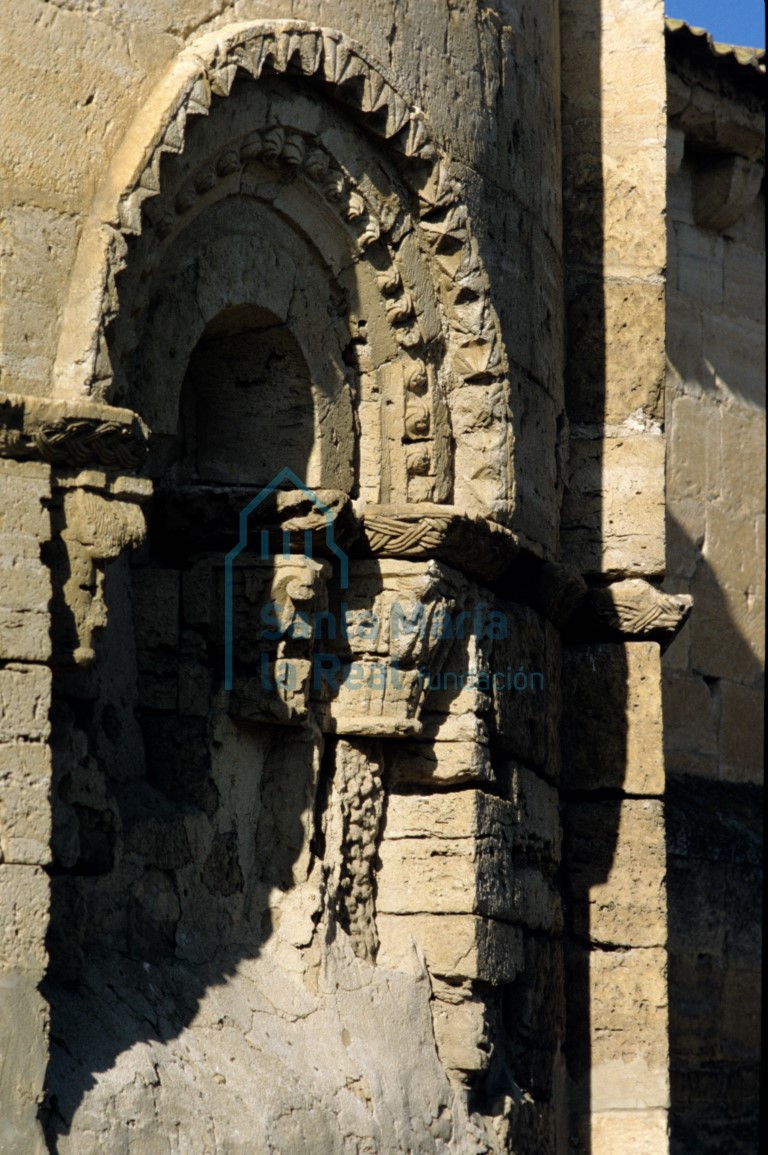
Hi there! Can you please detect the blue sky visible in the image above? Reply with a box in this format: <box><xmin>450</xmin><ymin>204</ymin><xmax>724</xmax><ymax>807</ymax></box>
<box><xmin>666</xmin><ymin>0</ymin><xmax>765</xmax><ymax>48</ymax></box>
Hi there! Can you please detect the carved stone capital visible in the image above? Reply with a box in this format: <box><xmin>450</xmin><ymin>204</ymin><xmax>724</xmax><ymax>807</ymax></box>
<box><xmin>227</xmin><ymin>556</ymin><xmax>469</xmax><ymax>738</ymax></box>
<box><xmin>229</xmin><ymin>555</ymin><xmax>330</xmax><ymax>727</ymax></box>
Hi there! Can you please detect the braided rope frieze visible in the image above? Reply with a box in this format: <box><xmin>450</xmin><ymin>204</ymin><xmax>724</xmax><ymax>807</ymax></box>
<box><xmin>0</xmin><ymin>412</ymin><xmax>148</xmax><ymax>470</ymax></box>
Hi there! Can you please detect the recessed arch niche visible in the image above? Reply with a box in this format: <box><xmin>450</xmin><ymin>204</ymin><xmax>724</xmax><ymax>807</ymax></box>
<box><xmin>104</xmin><ymin>74</ymin><xmax>453</xmax><ymax>506</ymax></box>
<box><xmin>178</xmin><ymin>305</ymin><xmax>317</xmax><ymax>488</ymax></box>
<box><xmin>120</xmin><ymin>187</ymin><xmax>357</xmax><ymax>492</ymax></box>
<box><xmin>53</xmin><ymin>20</ymin><xmax>517</xmax><ymax>522</ymax></box>
<box><xmin>39</xmin><ymin>26</ymin><xmax>527</xmax><ymax>1150</ymax></box>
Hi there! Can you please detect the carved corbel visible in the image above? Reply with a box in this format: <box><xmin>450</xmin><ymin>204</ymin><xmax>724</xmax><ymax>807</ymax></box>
<box><xmin>228</xmin><ymin>556</ymin><xmax>329</xmax><ymax>727</ymax></box>
<box><xmin>56</xmin><ymin>488</ymin><xmax>148</xmax><ymax>666</ymax></box>
<box><xmin>693</xmin><ymin>155</ymin><xmax>764</xmax><ymax>232</ymax></box>
<box><xmin>512</xmin><ymin>562</ymin><xmax>693</xmax><ymax>643</ymax></box>
<box><xmin>585</xmin><ymin>579</ymin><xmax>693</xmax><ymax>640</ymax></box>
<box><xmin>64</xmin><ymin>489</ymin><xmax>146</xmax><ymax>561</ymax></box>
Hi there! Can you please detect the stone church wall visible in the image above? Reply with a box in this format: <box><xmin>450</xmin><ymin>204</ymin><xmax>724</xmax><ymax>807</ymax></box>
<box><xmin>560</xmin><ymin>2</ymin><xmax>670</xmax><ymax>1151</ymax></box>
<box><xmin>0</xmin><ymin>4</ymin><xmax>759</xmax><ymax>1155</ymax></box>
<box><xmin>663</xmin><ymin>26</ymin><xmax>764</xmax><ymax>1155</ymax></box>
<box><xmin>1</xmin><ymin>4</ymin><xmax>571</xmax><ymax>1153</ymax></box>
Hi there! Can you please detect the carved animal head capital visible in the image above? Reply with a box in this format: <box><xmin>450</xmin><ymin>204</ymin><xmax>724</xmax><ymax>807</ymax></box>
<box><xmin>64</xmin><ymin>490</ymin><xmax>147</xmax><ymax>560</ymax></box>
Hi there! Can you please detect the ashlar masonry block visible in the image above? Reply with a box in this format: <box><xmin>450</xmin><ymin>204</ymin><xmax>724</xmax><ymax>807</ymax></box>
<box><xmin>566</xmin><ymin>798</ymin><xmax>667</xmax><ymax>947</ymax></box>
<box><xmin>0</xmin><ymin>864</ymin><xmax>50</xmax><ymax>975</ymax></box>
<box><xmin>566</xmin><ymin>281</ymin><xmax>665</xmax><ymax>425</ymax></box>
<box><xmin>562</xmin><ymin>642</ymin><xmax>664</xmax><ymax>795</ymax></box>
<box><xmin>0</xmin><ymin>972</ymin><xmax>48</xmax><ymax>1155</ymax></box>
<box><xmin>0</xmin><ymin>741</ymin><xmax>52</xmax><ymax>866</ymax></box>
<box><xmin>0</xmin><ymin>459</ymin><xmax>51</xmax><ymax>539</ymax></box>
<box><xmin>384</xmin><ymin>740</ymin><xmax>494</xmax><ymax>787</ymax></box>
<box><xmin>583</xmin><ymin>1109</ymin><xmax>670</xmax><ymax>1155</ymax></box>
<box><xmin>580</xmin><ymin>948</ymin><xmax>669</xmax><ymax>1113</ymax></box>
<box><xmin>377</xmin><ymin>790</ymin><xmax>561</xmax><ymax>931</ymax></box>
<box><xmin>430</xmin><ymin>987</ymin><xmax>490</xmax><ymax>1075</ymax></box>
<box><xmin>562</xmin><ymin>436</ymin><xmax>666</xmax><ymax>576</ymax></box>
<box><xmin>377</xmin><ymin>913</ymin><xmax>523</xmax><ymax>985</ymax></box>
<box><xmin>0</xmin><ymin>551</ymin><xmax>51</xmax><ymax>662</ymax></box>
<box><xmin>0</xmin><ymin>664</ymin><xmax>51</xmax><ymax>745</ymax></box>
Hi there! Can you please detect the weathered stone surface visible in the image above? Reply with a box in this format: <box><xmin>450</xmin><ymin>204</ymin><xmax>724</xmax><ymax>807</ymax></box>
<box><xmin>0</xmin><ymin>741</ymin><xmax>51</xmax><ymax>866</ymax></box>
<box><xmin>505</xmin><ymin>763</ymin><xmax>561</xmax><ymax>864</ymax></box>
<box><xmin>687</xmin><ymin>577</ymin><xmax>764</xmax><ymax>686</ymax></box>
<box><xmin>664</xmin><ymin>153</ymin><xmax>764</xmax><ymax>1155</ymax></box>
<box><xmin>0</xmin><ymin>972</ymin><xmax>48</xmax><ymax>1155</ymax></box>
<box><xmin>562</xmin><ymin>642</ymin><xmax>664</xmax><ymax>795</ymax></box>
<box><xmin>663</xmin><ymin>671</ymin><xmax>718</xmax><ymax>760</ymax></box>
<box><xmin>719</xmin><ymin>682</ymin><xmax>765</xmax><ymax>782</ymax></box>
<box><xmin>566</xmin><ymin>281</ymin><xmax>665</xmax><ymax>425</ymax></box>
<box><xmin>377</xmin><ymin>914</ymin><xmax>523</xmax><ymax>985</ymax></box>
<box><xmin>665</xmin><ymin>768</ymin><xmax>762</xmax><ymax>1141</ymax></box>
<box><xmin>0</xmin><ymin>864</ymin><xmax>49</xmax><ymax>974</ymax></box>
<box><xmin>561</xmin><ymin>435</ymin><xmax>666</xmax><ymax>576</ymax></box>
<box><xmin>384</xmin><ymin>740</ymin><xmax>494</xmax><ymax>786</ymax></box>
<box><xmin>561</xmin><ymin>0</ymin><xmax>667</xmax><ymax>626</ymax></box>
<box><xmin>566</xmin><ymin>799</ymin><xmax>666</xmax><ymax>947</ymax></box>
<box><xmin>0</xmin><ymin>550</ymin><xmax>51</xmax><ymax>662</ymax></box>
<box><xmin>568</xmin><ymin>947</ymin><xmax>669</xmax><ymax>1112</ymax></box>
<box><xmin>585</xmin><ymin>1108</ymin><xmax>670</xmax><ymax>1155</ymax></box>
<box><xmin>0</xmin><ymin>2</ymin><xmax>759</xmax><ymax>1153</ymax></box>
<box><xmin>382</xmin><ymin>790</ymin><xmax>507</xmax><ymax>842</ymax></box>
<box><xmin>0</xmin><ymin>664</ymin><xmax>51</xmax><ymax>744</ymax></box>
<box><xmin>0</xmin><ymin>458</ymin><xmax>50</xmax><ymax>538</ymax></box>
<box><xmin>378</xmin><ymin>790</ymin><xmax>562</xmax><ymax>931</ymax></box>
<box><xmin>490</xmin><ymin>603</ymin><xmax>558</xmax><ymax>772</ymax></box>
<box><xmin>666</xmin><ymin>392</ymin><xmax>720</xmax><ymax>501</ymax></box>
<box><xmin>430</xmin><ymin>984</ymin><xmax>490</xmax><ymax>1074</ymax></box>
<box><xmin>43</xmin><ymin>937</ymin><xmax>473</xmax><ymax>1155</ymax></box>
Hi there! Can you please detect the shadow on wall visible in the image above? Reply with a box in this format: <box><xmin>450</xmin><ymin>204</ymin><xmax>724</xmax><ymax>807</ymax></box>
<box><xmin>38</xmin><ymin>89</ymin><xmax>465</xmax><ymax>1143</ymax></box>
<box><xmin>663</xmin><ymin>515</ymin><xmax>763</xmax><ymax>1155</ymax></box>
<box><xmin>558</xmin><ymin>2</ymin><xmax>631</xmax><ymax>1153</ymax></box>
<box><xmin>39</xmin><ymin>313</ymin><xmax>327</xmax><ymax>1149</ymax></box>
<box><xmin>664</xmin><ymin>180</ymin><xmax>764</xmax><ymax>1153</ymax></box>
<box><xmin>36</xmin><ymin>45</ymin><xmax>490</xmax><ymax>1148</ymax></box>
<box><xmin>33</xmin><ymin>6</ymin><xmax>684</xmax><ymax>1151</ymax></box>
